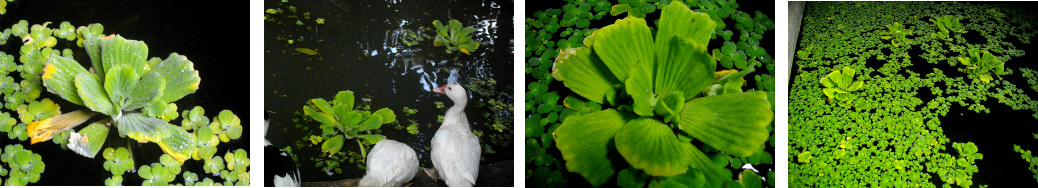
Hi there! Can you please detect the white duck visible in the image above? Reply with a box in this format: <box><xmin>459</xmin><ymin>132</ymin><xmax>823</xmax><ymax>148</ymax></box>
<box><xmin>359</xmin><ymin>139</ymin><xmax>419</xmax><ymax>186</ymax></box>
<box><xmin>431</xmin><ymin>83</ymin><xmax>481</xmax><ymax>186</ymax></box>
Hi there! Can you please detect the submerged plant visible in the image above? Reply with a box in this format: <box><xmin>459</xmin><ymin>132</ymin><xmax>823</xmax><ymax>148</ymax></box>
<box><xmin>432</xmin><ymin>19</ymin><xmax>480</xmax><ymax>55</ymax></box>
<box><xmin>878</xmin><ymin>22</ymin><xmax>913</xmax><ymax>47</ymax></box>
<box><xmin>820</xmin><ymin>67</ymin><xmax>865</xmax><ymax>102</ymax></box>
<box><xmin>957</xmin><ymin>48</ymin><xmax>1005</xmax><ymax>83</ymax></box>
<box><xmin>551</xmin><ymin>1</ymin><xmax>772</xmax><ymax>187</ymax></box>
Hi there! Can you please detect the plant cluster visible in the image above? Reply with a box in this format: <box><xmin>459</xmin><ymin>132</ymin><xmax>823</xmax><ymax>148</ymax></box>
<box><xmin>302</xmin><ymin>90</ymin><xmax>394</xmax><ymax>172</ymax></box>
<box><xmin>930</xmin><ymin>15</ymin><xmax>966</xmax><ymax>41</ymax></box>
<box><xmin>956</xmin><ymin>48</ymin><xmax>1005</xmax><ymax>83</ymax></box>
<box><xmin>432</xmin><ymin>19</ymin><xmax>480</xmax><ymax>55</ymax></box>
<box><xmin>878</xmin><ymin>22</ymin><xmax>913</xmax><ymax>47</ymax></box>
<box><xmin>791</xmin><ymin>1</ymin><xmax>1038</xmax><ymax>187</ymax></box>
<box><xmin>0</xmin><ymin>19</ymin><xmax>249</xmax><ymax>185</ymax></box>
<box><xmin>820</xmin><ymin>66</ymin><xmax>865</xmax><ymax>102</ymax></box>
<box><xmin>526</xmin><ymin>0</ymin><xmax>776</xmax><ymax>187</ymax></box>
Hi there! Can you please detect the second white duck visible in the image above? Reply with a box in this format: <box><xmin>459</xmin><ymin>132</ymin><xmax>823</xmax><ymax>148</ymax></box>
<box><xmin>359</xmin><ymin>139</ymin><xmax>419</xmax><ymax>187</ymax></box>
<box><xmin>431</xmin><ymin>83</ymin><xmax>480</xmax><ymax>187</ymax></box>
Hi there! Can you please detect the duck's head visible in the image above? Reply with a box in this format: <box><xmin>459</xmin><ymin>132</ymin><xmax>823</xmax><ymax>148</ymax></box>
<box><xmin>433</xmin><ymin>83</ymin><xmax>468</xmax><ymax>105</ymax></box>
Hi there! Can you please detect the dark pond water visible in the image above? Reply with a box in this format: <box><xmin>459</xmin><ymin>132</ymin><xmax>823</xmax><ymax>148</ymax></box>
<box><xmin>264</xmin><ymin>0</ymin><xmax>514</xmax><ymax>183</ymax></box>
<box><xmin>790</xmin><ymin>2</ymin><xmax>1038</xmax><ymax>186</ymax></box>
<box><xmin>0</xmin><ymin>0</ymin><xmax>250</xmax><ymax>186</ymax></box>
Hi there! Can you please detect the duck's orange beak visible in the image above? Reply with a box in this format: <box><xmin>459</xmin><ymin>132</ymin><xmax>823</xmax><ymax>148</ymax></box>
<box><xmin>433</xmin><ymin>85</ymin><xmax>446</xmax><ymax>94</ymax></box>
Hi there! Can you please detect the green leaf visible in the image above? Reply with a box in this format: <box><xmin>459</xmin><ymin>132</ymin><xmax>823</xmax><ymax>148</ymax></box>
<box><xmin>678</xmin><ymin>91</ymin><xmax>772</xmax><ymax>157</ymax></box>
<box><xmin>654</xmin><ymin>91</ymin><xmax>685</xmax><ymax>117</ymax></box>
<box><xmin>551</xmin><ymin>47</ymin><xmax>620</xmax><ymax>105</ymax></box>
<box><xmin>104</xmin><ymin>65</ymin><xmax>140</xmax><ymax>110</ymax></box>
<box><xmin>626</xmin><ymin>61</ymin><xmax>655</xmax><ymax>117</ymax></box>
<box><xmin>654</xmin><ymin>1</ymin><xmax>715</xmax><ymax>50</ymax></box>
<box><xmin>321</xmin><ymin>135</ymin><xmax>345</xmax><ymax>155</ymax></box>
<box><xmin>592</xmin><ymin>16</ymin><xmax>654</xmax><ymax>82</ymax></box>
<box><xmin>147</xmin><ymin>53</ymin><xmax>199</xmax><ymax>103</ymax></box>
<box><xmin>655</xmin><ymin>35</ymin><xmax>716</xmax><ymax>100</ymax></box>
<box><xmin>615</xmin><ymin>118</ymin><xmax>691</xmax><ymax>176</ymax></box>
<box><xmin>42</xmin><ymin>54</ymin><xmax>89</xmax><ymax>105</ymax></box>
<box><xmin>303</xmin><ymin>106</ymin><xmax>338</xmax><ymax>127</ymax></box>
<box><xmin>75</xmin><ymin>73</ymin><xmax>116</xmax><ymax>116</ymax></box>
<box><xmin>372</xmin><ymin>108</ymin><xmax>396</xmax><ymax>124</ymax></box>
<box><xmin>115</xmin><ymin>113</ymin><xmax>195</xmax><ymax>162</ymax></box>
<box><xmin>554</xmin><ymin>109</ymin><xmax>634</xmax><ymax>186</ymax></box>
<box><xmin>123</xmin><ymin>73</ymin><xmax>164</xmax><ymax>110</ymax></box>
<box><xmin>356</xmin><ymin>134</ymin><xmax>386</xmax><ymax>145</ymax></box>
<box><xmin>617</xmin><ymin>168</ymin><xmax>648</xmax><ymax>188</ymax></box>
<box><xmin>333</xmin><ymin>91</ymin><xmax>355</xmax><ymax>110</ymax></box>
<box><xmin>654</xmin><ymin>168</ymin><xmax>706</xmax><ymax>187</ymax></box>
<box><xmin>77</xmin><ymin>122</ymin><xmax>109</xmax><ymax>158</ymax></box>
<box><xmin>99</xmin><ymin>35</ymin><xmax>149</xmax><ymax>77</ymax></box>
<box><xmin>357</xmin><ymin>114</ymin><xmax>383</xmax><ymax>132</ymax></box>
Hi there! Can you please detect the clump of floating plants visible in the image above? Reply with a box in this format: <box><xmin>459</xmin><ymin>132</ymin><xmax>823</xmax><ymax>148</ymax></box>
<box><xmin>791</xmin><ymin>1</ymin><xmax>1038</xmax><ymax>187</ymax></box>
<box><xmin>294</xmin><ymin>90</ymin><xmax>396</xmax><ymax>174</ymax></box>
<box><xmin>0</xmin><ymin>19</ymin><xmax>248</xmax><ymax>185</ymax></box>
<box><xmin>432</xmin><ymin>19</ymin><xmax>481</xmax><ymax>55</ymax></box>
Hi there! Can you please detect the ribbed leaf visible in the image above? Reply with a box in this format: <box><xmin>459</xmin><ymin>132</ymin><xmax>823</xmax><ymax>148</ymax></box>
<box><xmin>373</xmin><ymin>108</ymin><xmax>396</xmax><ymax>124</ymax></box>
<box><xmin>123</xmin><ymin>73</ymin><xmax>164</xmax><ymax>111</ymax></box>
<box><xmin>149</xmin><ymin>53</ymin><xmax>199</xmax><ymax>103</ymax></box>
<box><xmin>677</xmin><ymin>91</ymin><xmax>773</xmax><ymax>157</ymax></box>
<box><xmin>75</xmin><ymin>73</ymin><xmax>116</xmax><ymax>116</ymax></box>
<box><xmin>688</xmin><ymin>144</ymin><xmax>728</xmax><ymax>187</ymax></box>
<box><xmin>655</xmin><ymin>36</ymin><xmax>715</xmax><ymax>100</ymax></box>
<box><xmin>78</xmin><ymin>122</ymin><xmax>110</xmax><ymax>158</ymax></box>
<box><xmin>83</xmin><ymin>36</ymin><xmax>106</xmax><ymax>78</ymax></box>
<box><xmin>312</xmin><ymin>99</ymin><xmax>333</xmax><ymax>115</ymax></box>
<box><xmin>357</xmin><ymin>115</ymin><xmax>383</xmax><ymax>132</ymax></box>
<box><xmin>322</xmin><ymin>135</ymin><xmax>345</xmax><ymax>155</ymax></box>
<box><xmin>356</xmin><ymin>134</ymin><xmax>386</xmax><ymax>145</ymax></box>
<box><xmin>551</xmin><ymin>47</ymin><xmax>621</xmax><ymax>105</ymax></box>
<box><xmin>626</xmin><ymin>59</ymin><xmax>655</xmax><ymax>117</ymax></box>
<box><xmin>115</xmin><ymin>113</ymin><xmax>196</xmax><ymax>162</ymax></box>
<box><xmin>104</xmin><ymin>65</ymin><xmax>139</xmax><ymax>110</ymax></box>
<box><xmin>333</xmin><ymin>91</ymin><xmax>355</xmax><ymax>111</ymax></box>
<box><xmin>100</xmin><ymin>35</ymin><xmax>148</xmax><ymax>77</ymax></box>
<box><xmin>303</xmin><ymin>106</ymin><xmax>338</xmax><ymax>127</ymax></box>
<box><xmin>615</xmin><ymin>118</ymin><xmax>691</xmax><ymax>176</ymax></box>
<box><xmin>554</xmin><ymin>109</ymin><xmax>634</xmax><ymax>186</ymax></box>
<box><xmin>592</xmin><ymin>16</ymin><xmax>655</xmax><ymax>82</ymax></box>
<box><xmin>42</xmin><ymin>54</ymin><xmax>89</xmax><ymax>105</ymax></box>
<box><xmin>654</xmin><ymin>0</ymin><xmax>715</xmax><ymax>52</ymax></box>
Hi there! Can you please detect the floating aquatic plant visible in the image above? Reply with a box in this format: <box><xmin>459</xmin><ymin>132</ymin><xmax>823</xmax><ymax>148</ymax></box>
<box><xmin>878</xmin><ymin>22</ymin><xmax>913</xmax><ymax>47</ymax></box>
<box><xmin>34</xmin><ymin>34</ymin><xmax>202</xmax><ymax>162</ymax></box>
<box><xmin>300</xmin><ymin>90</ymin><xmax>395</xmax><ymax>174</ymax></box>
<box><xmin>551</xmin><ymin>1</ymin><xmax>772</xmax><ymax>187</ymax></box>
<box><xmin>432</xmin><ymin>19</ymin><xmax>480</xmax><ymax>55</ymax></box>
<box><xmin>957</xmin><ymin>48</ymin><xmax>1005</xmax><ymax>83</ymax></box>
<box><xmin>930</xmin><ymin>15</ymin><xmax>966</xmax><ymax>41</ymax></box>
<box><xmin>820</xmin><ymin>67</ymin><xmax>865</xmax><ymax>102</ymax></box>
<box><xmin>102</xmin><ymin>147</ymin><xmax>134</xmax><ymax>185</ymax></box>
<box><xmin>0</xmin><ymin>144</ymin><xmax>43</xmax><ymax>186</ymax></box>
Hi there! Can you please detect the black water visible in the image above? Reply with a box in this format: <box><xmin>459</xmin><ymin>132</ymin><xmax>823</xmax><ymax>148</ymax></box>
<box><xmin>0</xmin><ymin>0</ymin><xmax>250</xmax><ymax>185</ymax></box>
<box><xmin>264</xmin><ymin>0</ymin><xmax>514</xmax><ymax>183</ymax></box>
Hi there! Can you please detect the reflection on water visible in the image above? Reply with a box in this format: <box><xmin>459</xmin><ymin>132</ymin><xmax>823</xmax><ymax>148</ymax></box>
<box><xmin>265</xmin><ymin>0</ymin><xmax>513</xmax><ymax>182</ymax></box>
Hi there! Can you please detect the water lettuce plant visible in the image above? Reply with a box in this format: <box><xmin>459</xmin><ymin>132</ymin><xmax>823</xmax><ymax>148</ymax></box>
<box><xmin>878</xmin><ymin>22</ymin><xmax>913</xmax><ymax>47</ymax></box>
<box><xmin>33</xmin><ymin>34</ymin><xmax>201</xmax><ymax>162</ymax></box>
<box><xmin>551</xmin><ymin>1</ymin><xmax>772</xmax><ymax>187</ymax></box>
<box><xmin>956</xmin><ymin>48</ymin><xmax>1005</xmax><ymax>83</ymax></box>
<box><xmin>432</xmin><ymin>19</ymin><xmax>480</xmax><ymax>55</ymax></box>
<box><xmin>820</xmin><ymin>67</ymin><xmax>865</xmax><ymax>102</ymax></box>
<box><xmin>300</xmin><ymin>90</ymin><xmax>396</xmax><ymax>173</ymax></box>
<box><xmin>930</xmin><ymin>15</ymin><xmax>966</xmax><ymax>41</ymax></box>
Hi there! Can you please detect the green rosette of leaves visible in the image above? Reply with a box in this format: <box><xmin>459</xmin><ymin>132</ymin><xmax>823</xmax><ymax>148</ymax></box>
<box><xmin>432</xmin><ymin>19</ymin><xmax>480</xmax><ymax>55</ymax></box>
<box><xmin>820</xmin><ymin>67</ymin><xmax>865</xmax><ymax>102</ymax></box>
<box><xmin>930</xmin><ymin>15</ymin><xmax>966</xmax><ymax>41</ymax></box>
<box><xmin>34</xmin><ymin>34</ymin><xmax>201</xmax><ymax>162</ymax></box>
<box><xmin>878</xmin><ymin>22</ymin><xmax>913</xmax><ymax>47</ymax></box>
<box><xmin>303</xmin><ymin>90</ymin><xmax>393</xmax><ymax>157</ymax></box>
<box><xmin>957</xmin><ymin>48</ymin><xmax>1005</xmax><ymax>83</ymax></box>
<box><xmin>550</xmin><ymin>1</ymin><xmax>772</xmax><ymax>187</ymax></box>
